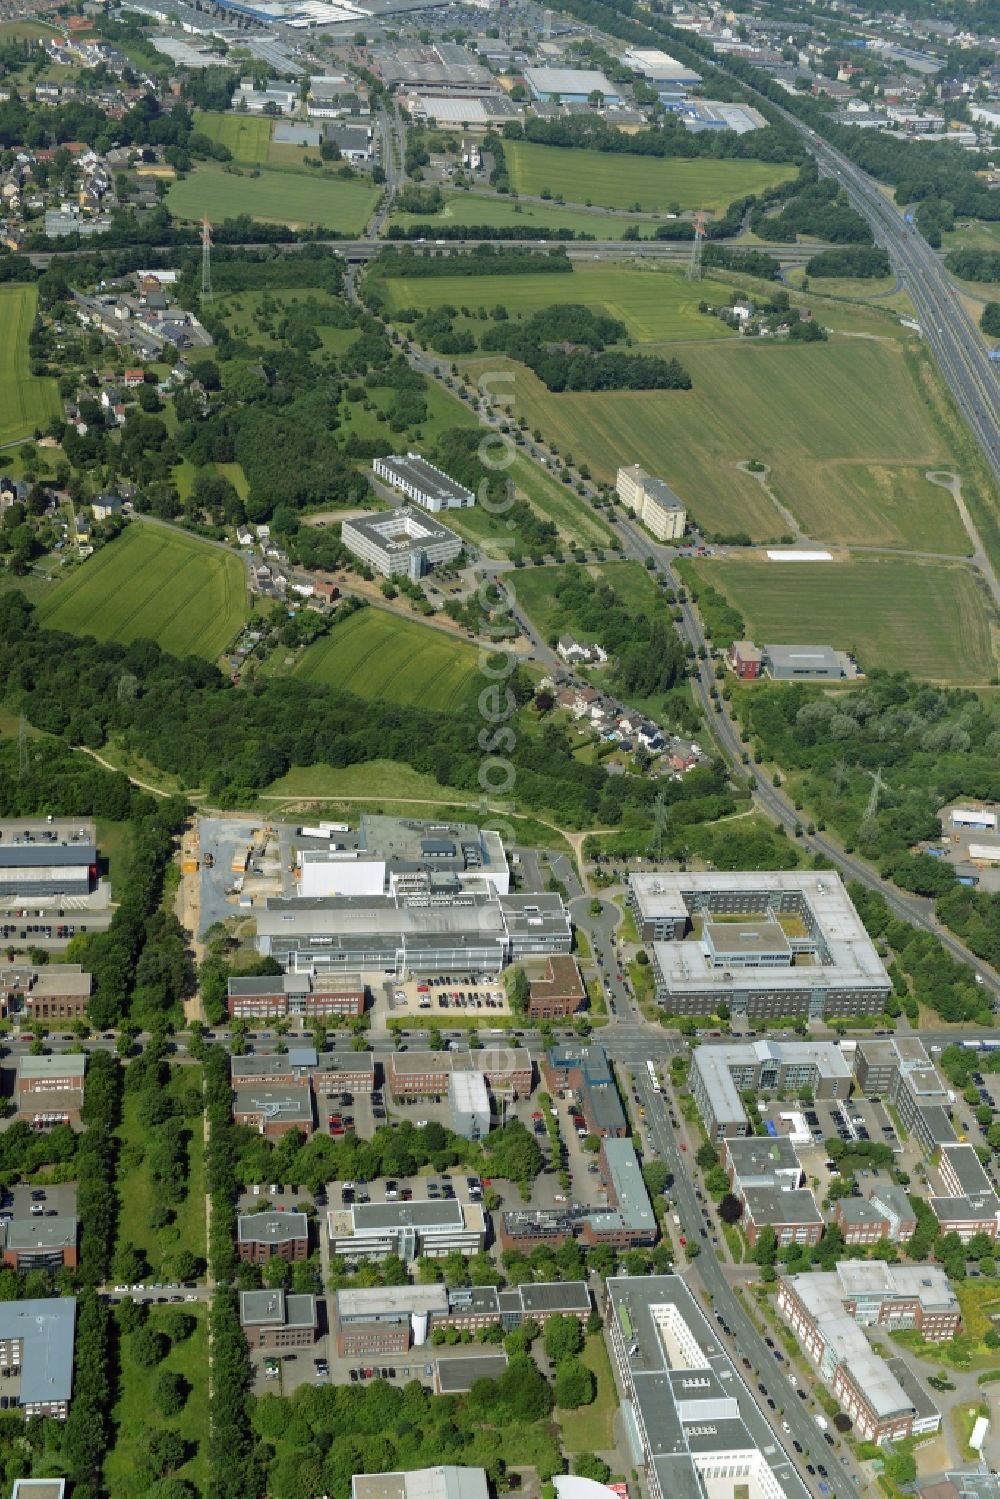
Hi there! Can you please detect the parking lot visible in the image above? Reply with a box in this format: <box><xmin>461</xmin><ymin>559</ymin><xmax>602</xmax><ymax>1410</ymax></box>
<box><xmin>387</xmin><ymin>974</ymin><xmax>511</xmax><ymax>1021</ymax></box>
<box><xmin>0</xmin><ymin>1180</ymin><xmax>77</xmax><ymax>1226</ymax></box>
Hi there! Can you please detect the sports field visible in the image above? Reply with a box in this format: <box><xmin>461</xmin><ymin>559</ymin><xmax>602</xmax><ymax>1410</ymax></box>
<box><xmin>194</xmin><ymin>110</ymin><xmax>272</xmax><ymax>163</ymax></box>
<box><xmin>0</xmin><ymin>285</ymin><xmax>61</xmax><ymax>446</ymax></box>
<box><xmin>505</xmin><ymin>142</ymin><xmax>796</xmax><ymax>213</ymax></box>
<box><xmin>167</xmin><ymin>165</ymin><xmax>380</xmax><ymax>233</ymax></box>
<box><xmin>461</xmin><ymin>333</ymin><xmax>958</xmax><ymax>545</ymax></box>
<box><xmin>389</xmin><ymin>190</ymin><xmax>655</xmax><ymax>240</ymax></box>
<box><xmin>292</xmin><ymin>607</ymin><xmax>480</xmax><ymax>709</ymax></box>
<box><xmin>689</xmin><ymin>554</ymin><xmax>994</xmax><ymax>684</ymax></box>
<box><xmin>378</xmin><ymin>263</ymin><xmax>737</xmax><ymax>344</ymax></box>
<box><xmin>39</xmin><ymin>523</ymin><xmax>248</xmax><ymax>660</ymax></box>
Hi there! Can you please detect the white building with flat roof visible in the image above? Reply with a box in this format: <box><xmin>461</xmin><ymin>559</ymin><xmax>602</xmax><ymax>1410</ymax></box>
<box><xmin>373</xmin><ymin>454</ymin><xmax>474</xmax><ymax>512</ymax></box>
<box><xmin>341</xmin><ymin>507</ymin><xmax>463</xmax><ymax>579</ymax></box>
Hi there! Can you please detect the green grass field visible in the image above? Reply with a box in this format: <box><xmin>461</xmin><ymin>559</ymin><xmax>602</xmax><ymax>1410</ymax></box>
<box><xmin>510</xmin><ymin>560</ymin><xmax>658</xmax><ymax>640</ymax></box>
<box><xmin>557</xmin><ymin>1334</ymin><xmax>618</xmax><ymax>1451</ymax></box>
<box><xmin>389</xmin><ymin>189</ymin><xmax>657</xmax><ymax>239</ymax></box>
<box><xmin>0</xmin><ymin>17</ymin><xmax>57</xmax><ymax>36</ymax></box>
<box><xmin>505</xmin><ymin>142</ymin><xmax>796</xmax><ymax>213</ymax></box>
<box><xmin>690</xmin><ymin>554</ymin><xmax>994</xmax><ymax>683</ymax></box>
<box><xmin>293</xmin><ymin>606</ymin><xmax>481</xmax><ymax>708</ymax></box>
<box><xmin>39</xmin><ymin>523</ymin><xmax>248</xmax><ymax>659</ymax></box>
<box><xmin>0</xmin><ymin>285</ymin><xmax>61</xmax><ymax>446</ymax></box>
<box><xmin>194</xmin><ymin>110</ymin><xmax>272</xmax><ymax>162</ymax></box>
<box><xmin>167</xmin><ymin>164</ymin><xmax>380</xmax><ymax>233</ymax></box>
<box><xmin>264</xmin><ymin>757</ymin><xmax>473</xmax><ymax>803</ymax></box>
<box><xmin>115</xmin><ymin>1068</ymin><xmax>206</xmax><ymax>1277</ymax></box>
<box><xmin>104</xmin><ymin>1304</ymin><xmax>208</xmax><ymax>1499</ymax></box>
<box><xmin>378</xmin><ymin>262</ymin><xmax>736</xmax><ymax>345</ymax></box>
<box><xmin>460</xmin><ymin>333</ymin><xmax>958</xmax><ymax>546</ymax></box>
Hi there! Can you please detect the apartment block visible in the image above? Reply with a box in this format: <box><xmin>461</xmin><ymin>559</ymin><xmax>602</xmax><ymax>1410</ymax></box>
<box><xmin>615</xmin><ymin>465</ymin><xmax>687</xmax><ymax>541</ymax></box>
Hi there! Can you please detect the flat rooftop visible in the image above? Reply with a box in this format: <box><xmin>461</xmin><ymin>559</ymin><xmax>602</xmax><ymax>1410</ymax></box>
<box><xmin>4</xmin><ymin>1216</ymin><xmax>77</xmax><ymax>1252</ymax></box>
<box><xmin>232</xmin><ymin>1086</ymin><xmax>313</xmax><ymax>1123</ymax></box>
<box><xmin>0</xmin><ymin>1298</ymin><xmax>76</xmax><ymax>1406</ymax></box>
<box><xmin>378</xmin><ymin>453</ymin><xmax>473</xmax><ymax>505</ymax></box>
<box><xmin>336</xmin><ymin>1285</ymin><xmax>448</xmax><ymax>1320</ymax></box>
<box><xmin>436</xmin><ymin>1355</ymin><xmax>508</xmax><ymax>1392</ymax></box>
<box><xmin>17</xmin><ymin>1054</ymin><xmax>86</xmax><ymax>1081</ymax></box>
<box><xmin>237</xmin><ymin>1211</ymin><xmax>308</xmax><ymax>1244</ymax></box>
<box><xmin>391</xmin><ymin>1047</ymin><xmax>530</xmax><ymax>1076</ymax></box>
<box><xmin>240</xmin><ymin>1289</ymin><xmax>316</xmax><ymax>1328</ymax></box>
<box><xmin>704</xmin><ymin>918</ymin><xmax>791</xmax><ymax>957</ymax></box>
<box><xmin>693</xmin><ymin>1039</ymin><xmax>851</xmax><ymax>1127</ymax></box>
<box><xmin>765</xmin><ymin>644</ymin><xmax>843</xmax><ymax>673</ymax></box>
<box><xmin>602</xmin><ymin>1138</ymin><xmax>656</xmax><ymax>1234</ymax></box>
<box><xmin>354</xmin><ymin>1468</ymin><xmax>490</xmax><ymax>1499</ymax></box>
<box><xmin>342</xmin><ymin>507</ymin><xmax>461</xmax><ymax>555</ymax></box>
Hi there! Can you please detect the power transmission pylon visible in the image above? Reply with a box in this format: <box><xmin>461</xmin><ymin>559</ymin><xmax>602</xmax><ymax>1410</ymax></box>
<box><xmin>17</xmin><ymin>715</ymin><xmax>29</xmax><ymax>780</ymax></box>
<box><xmin>201</xmin><ymin>216</ymin><xmax>213</xmax><ymax>303</ymax></box>
<box><xmin>687</xmin><ymin>207</ymin><xmax>709</xmax><ymax>281</ymax></box>
<box><xmin>860</xmin><ymin>765</ymin><xmax>886</xmax><ymax>846</ymax></box>
<box><xmin>651</xmin><ymin>790</ymin><xmax>670</xmax><ymax>863</ymax></box>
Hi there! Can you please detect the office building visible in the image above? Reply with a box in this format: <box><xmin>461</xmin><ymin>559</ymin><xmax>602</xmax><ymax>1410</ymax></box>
<box><xmin>353</xmin><ymin>1468</ymin><xmax>489</xmax><ymax>1499</ymax></box>
<box><xmin>341</xmin><ymin>508</ymin><xmax>463</xmax><ymax>580</ymax></box>
<box><xmin>0</xmin><ymin>965</ymin><xmax>92</xmax><ymax>1023</ymax></box>
<box><xmin>853</xmin><ymin>1038</ymin><xmax>956</xmax><ymax>1154</ymax></box>
<box><xmin>929</xmin><ymin>1144</ymin><xmax>1000</xmax><ymax>1241</ymax></box>
<box><xmin>631</xmin><ymin>871</ymin><xmax>890</xmax><ymax>1020</ymax></box>
<box><xmin>605</xmin><ymin>1275</ymin><xmax>811</xmax><ymax>1499</ymax></box>
<box><xmin>741</xmin><ymin>1187</ymin><xmax>823</xmax><ymax>1248</ymax></box>
<box><xmin>0</xmin><ymin>1299</ymin><xmax>76</xmax><ymax>1419</ymax></box>
<box><xmin>256</xmin><ymin>889</ymin><xmax>570</xmax><ymax>978</ymax></box>
<box><xmin>543</xmin><ymin>1043</ymin><xmax>626</xmax><ymax>1137</ymax></box>
<box><xmin>449</xmin><ymin>1071</ymin><xmax>490</xmax><ymax>1140</ymax></box>
<box><xmin>586</xmin><ymin>1138</ymin><xmax>657</xmax><ymax>1247</ymax></box>
<box><xmin>388</xmin><ymin>1047</ymin><xmax>532</xmax><ymax>1100</ymax></box>
<box><xmin>240</xmin><ymin>1290</ymin><xmax>317</xmax><ymax>1349</ymax></box>
<box><xmin>0</xmin><ymin>821</ymin><xmax>96</xmax><ymax>899</ymax></box>
<box><xmin>527</xmin><ymin>955</ymin><xmax>586</xmax><ymax>1019</ymax></box>
<box><xmin>326</xmin><ymin>1198</ymin><xmax>486</xmax><ymax>1264</ymax></box>
<box><xmin>334</xmin><ymin>1280</ymin><xmax>590</xmax><ymax>1355</ymax></box>
<box><xmin>763</xmin><ymin>645</ymin><xmax>847</xmax><ymax>681</ymax></box>
<box><xmin>227</xmin><ymin>972</ymin><xmax>366</xmax><ymax>1020</ymax></box>
<box><xmin>615</xmin><ymin>465</ymin><xmax>687</xmax><ymax>541</ymax></box>
<box><xmin>719</xmin><ymin>1132</ymin><xmax>821</xmax><ymax>1246</ymax></box>
<box><xmin>231</xmin><ymin>1050</ymin><xmax>319</xmax><ymax>1089</ymax></box>
<box><xmin>15</xmin><ymin>1054</ymin><xmax>86</xmax><ymax>1126</ymax></box>
<box><xmin>232</xmin><ymin>1084</ymin><xmax>314</xmax><ymax>1139</ymax></box>
<box><xmin>834</xmin><ymin>1185</ymin><xmax>917</xmax><ymax>1246</ymax></box>
<box><xmin>237</xmin><ymin>1211</ymin><xmax>309</xmax><ymax>1264</ymax></box>
<box><xmin>2</xmin><ymin>1217</ymin><xmax>78</xmax><ymax>1271</ymax></box>
<box><xmin>373</xmin><ymin>454</ymin><xmax>474</xmax><ymax>512</ymax></box>
<box><xmin>777</xmin><ymin>1265</ymin><xmax>954</xmax><ymax>1442</ymax></box>
<box><xmin>691</xmin><ymin>1039</ymin><xmax>852</xmax><ymax>1141</ymax></box>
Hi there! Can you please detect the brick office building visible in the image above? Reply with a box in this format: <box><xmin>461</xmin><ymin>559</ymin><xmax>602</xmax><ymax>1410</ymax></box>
<box><xmin>15</xmin><ymin>1055</ymin><xmax>86</xmax><ymax>1126</ymax></box>
<box><xmin>526</xmin><ymin>956</ymin><xmax>585</xmax><ymax>1020</ymax></box>
<box><xmin>237</xmin><ymin>1212</ymin><xmax>309</xmax><ymax>1264</ymax></box>
<box><xmin>388</xmin><ymin>1048</ymin><xmax>532</xmax><ymax>1100</ymax></box>
<box><xmin>240</xmin><ymin>1290</ymin><xmax>317</xmax><ymax>1350</ymax></box>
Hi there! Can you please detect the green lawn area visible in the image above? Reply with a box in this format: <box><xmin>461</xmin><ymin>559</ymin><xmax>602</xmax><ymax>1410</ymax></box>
<box><xmin>0</xmin><ymin>285</ymin><xmax>61</xmax><ymax>446</ymax></box>
<box><xmin>688</xmin><ymin>553</ymin><xmax>995</xmax><ymax>684</ymax></box>
<box><xmin>943</xmin><ymin>219</ymin><xmax>1000</xmax><ymax>255</ymax></box>
<box><xmin>557</xmin><ymin>1334</ymin><xmax>618</xmax><ymax>1452</ymax></box>
<box><xmin>458</xmin><ymin>329</ymin><xmax>960</xmax><ymax>545</ymax></box>
<box><xmin>292</xmin><ymin>607</ymin><xmax>481</xmax><ymax>709</ymax></box>
<box><xmin>168</xmin><ymin>164</ymin><xmax>379</xmax><ymax>233</ymax></box>
<box><xmin>94</xmin><ymin>818</ymin><xmax>131</xmax><ymax>894</ymax></box>
<box><xmin>264</xmin><ymin>757</ymin><xmax>473</xmax><ymax>803</ymax></box>
<box><xmin>0</xmin><ymin>17</ymin><xmax>58</xmax><ymax>36</ymax></box>
<box><xmin>389</xmin><ymin>189</ymin><xmax>658</xmax><ymax>239</ymax></box>
<box><xmin>115</xmin><ymin>1067</ymin><xmax>206</xmax><ymax>1279</ymax></box>
<box><xmin>510</xmin><ymin>560</ymin><xmax>658</xmax><ymax>641</ymax></box>
<box><xmin>505</xmin><ymin>142</ymin><xmax>795</xmax><ymax>213</ymax></box>
<box><xmin>193</xmin><ymin>109</ymin><xmax>272</xmax><ymax>162</ymax></box>
<box><xmin>38</xmin><ymin>523</ymin><xmax>248</xmax><ymax>660</ymax></box>
<box><xmin>104</xmin><ymin>1304</ymin><xmax>209</xmax><ymax>1499</ymax></box>
<box><xmin>511</xmin><ymin>455</ymin><xmax>616</xmax><ymax>547</ymax></box>
<box><xmin>217</xmin><ymin>287</ymin><xmax>350</xmax><ymax>350</ymax></box>
<box><xmin>339</xmin><ymin>371</ymin><xmax>475</xmax><ymax>449</ymax></box>
<box><xmin>377</xmin><ymin>262</ymin><xmax>737</xmax><ymax>345</ymax></box>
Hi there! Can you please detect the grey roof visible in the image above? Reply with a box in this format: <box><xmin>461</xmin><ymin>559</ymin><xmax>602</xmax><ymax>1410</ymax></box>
<box><xmin>11</xmin><ymin>1481</ymin><xmax>66</xmax><ymax>1499</ymax></box>
<box><xmin>524</xmin><ymin>66</ymin><xmax>618</xmax><ymax>94</ymax></box>
<box><xmin>918</xmin><ymin>1104</ymin><xmax>957</xmax><ymax>1145</ymax></box>
<box><xmin>377</xmin><ymin>453</ymin><xmax>474</xmax><ymax>506</ymax></box>
<box><xmin>515</xmin><ymin>1281</ymin><xmax>590</xmax><ymax>1315</ymax></box>
<box><xmin>227</xmin><ymin>975</ymin><xmax>309</xmax><ymax>997</ymax></box>
<box><xmin>692</xmin><ymin>1037</ymin><xmax>852</xmax><ymax>1130</ymax></box>
<box><xmin>0</xmin><ymin>1298</ymin><xmax>75</xmax><ymax>1406</ymax></box>
<box><xmin>240</xmin><ymin>1289</ymin><xmax>316</xmax><ymax>1329</ymax></box>
<box><xmin>940</xmin><ymin>1143</ymin><xmax>994</xmax><ymax>1197</ymax></box>
<box><xmin>354</xmin><ymin>1199</ymin><xmax>465</xmax><ymax>1233</ymax></box>
<box><xmin>354</xmin><ymin>1467</ymin><xmax>491</xmax><ymax>1499</ymax></box>
<box><xmin>232</xmin><ymin>1086</ymin><xmax>313</xmax><ymax>1124</ymax></box>
<box><xmin>336</xmin><ymin>1285</ymin><xmax>449</xmax><ymax>1321</ymax></box>
<box><xmin>724</xmin><ymin>1134</ymin><xmax>801</xmax><ymax>1186</ymax></box>
<box><xmin>17</xmin><ymin>1055</ymin><xmax>86</xmax><ymax>1082</ymax></box>
<box><xmin>742</xmin><ymin>1186</ymin><xmax>822</xmax><ymax>1228</ymax></box>
<box><xmin>764</xmin><ymin>644</ymin><xmax>843</xmax><ymax>673</ymax></box>
<box><xmin>884</xmin><ymin>1357</ymin><xmax>941</xmax><ymax>1424</ymax></box>
<box><xmin>342</xmin><ymin>507</ymin><xmax>462</xmax><ymax>557</ymax></box>
<box><xmin>435</xmin><ymin>1356</ymin><xmax>508</xmax><ymax>1393</ymax></box>
<box><xmin>4</xmin><ymin>1216</ymin><xmax>77</xmax><ymax>1252</ymax></box>
<box><xmin>599</xmin><ymin>1138</ymin><xmax>656</xmax><ymax>1234</ymax></box>
<box><xmin>237</xmin><ymin>1211</ymin><xmax>308</xmax><ymax>1245</ymax></box>
<box><xmin>231</xmin><ymin>1055</ymin><xmax>314</xmax><ymax>1081</ymax></box>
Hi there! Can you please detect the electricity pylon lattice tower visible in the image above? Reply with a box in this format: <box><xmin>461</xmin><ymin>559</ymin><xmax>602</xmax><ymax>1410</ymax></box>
<box><xmin>687</xmin><ymin>207</ymin><xmax>709</xmax><ymax>281</ymax></box>
<box><xmin>201</xmin><ymin>216</ymin><xmax>213</xmax><ymax>303</ymax></box>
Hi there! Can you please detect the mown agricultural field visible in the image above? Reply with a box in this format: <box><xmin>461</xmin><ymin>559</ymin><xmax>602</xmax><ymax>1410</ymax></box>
<box><xmin>167</xmin><ymin>164</ymin><xmax>380</xmax><ymax>233</ymax></box>
<box><xmin>460</xmin><ymin>332</ymin><xmax>964</xmax><ymax>547</ymax></box>
<box><xmin>0</xmin><ymin>285</ymin><xmax>61</xmax><ymax>446</ymax></box>
<box><xmin>505</xmin><ymin>142</ymin><xmax>796</xmax><ymax>213</ymax></box>
<box><xmin>193</xmin><ymin>110</ymin><xmax>272</xmax><ymax>162</ymax></box>
<box><xmin>39</xmin><ymin>523</ymin><xmax>248</xmax><ymax>660</ymax></box>
<box><xmin>389</xmin><ymin>190</ymin><xmax>656</xmax><ymax>240</ymax></box>
<box><xmin>377</xmin><ymin>263</ymin><xmax>737</xmax><ymax>345</ymax></box>
<box><xmin>292</xmin><ymin>606</ymin><xmax>480</xmax><ymax>709</ymax></box>
<box><xmin>689</xmin><ymin>554</ymin><xmax>994</xmax><ymax>684</ymax></box>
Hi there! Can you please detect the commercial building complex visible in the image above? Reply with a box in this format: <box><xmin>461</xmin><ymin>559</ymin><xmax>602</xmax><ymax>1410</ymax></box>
<box><xmin>15</xmin><ymin>1054</ymin><xmax>86</xmax><ymax>1126</ymax></box>
<box><xmin>930</xmin><ymin>1144</ymin><xmax>1000</xmax><ymax>1241</ymax></box>
<box><xmin>0</xmin><ymin>821</ymin><xmax>96</xmax><ymax>899</ymax></box>
<box><xmin>294</xmin><ymin>816</ymin><xmax>510</xmax><ymax>900</ymax></box>
<box><xmin>615</xmin><ymin>465</ymin><xmax>687</xmax><ymax>542</ymax></box>
<box><xmin>691</xmin><ymin>1039</ymin><xmax>852</xmax><ymax>1141</ymax></box>
<box><xmin>763</xmin><ymin>645</ymin><xmax>850</xmax><ymax>681</ymax></box>
<box><xmin>852</xmin><ymin>1037</ymin><xmax>956</xmax><ymax>1153</ymax></box>
<box><xmin>239</xmin><ymin>1290</ymin><xmax>317</xmax><ymax>1350</ymax></box>
<box><xmin>227</xmin><ymin>972</ymin><xmax>366</xmax><ymax>1021</ymax></box>
<box><xmin>388</xmin><ymin>1047</ymin><xmax>532</xmax><ymax>1100</ymax></box>
<box><xmin>0</xmin><ymin>965</ymin><xmax>92</xmax><ymax>1023</ymax></box>
<box><xmin>231</xmin><ymin>1051</ymin><xmax>375</xmax><ymax>1095</ymax></box>
<box><xmin>543</xmin><ymin>1043</ymin><xmax>626</xmax><ymax>1137</ymax></box>
<box><xmin>629</xmin><ymin>872</ymin><xmax>890</xmax><ymax>1020</ymax></box>
<box><xmin>326</xmin><ymin>1197</ymin><xmax>487</xmax><ymax>1264</ymax></box>
<box><xmin>256</xmin><ymin>889</ymin><xmax>571</xmax><ymax>978</ymax></box>
<box><xmin>353</xmin><ymin>1467</ymin><xmax>488</xmax><ymax>1499</ymax></box>
<box><xmin>341</xmin><ymin>508</ymin><xmax>463</xmax><ymax>580</ymax></box>
<box><xmin>605</xmin><ymin>1274</ymin><xmax>810</xmax><ymax>1499</ymax></box>
<box><xmin>2</xmin><ymin>1217</ymin><xmax>78</xmax><ymax>1271</ymax></box>
<box><xmin>334</xmin><ymin>1280</ymin><xmax>590</xmax><ymax>1356</ymax></box>
<box><xmin>523</xmin><ymin>66</ymin><xmax>620</xmax><ymax>102</ymax></box>
<box><xmin>777</xmin><ymin>1264</ymin><xmax>954</xmax><ymax>1442</ymax></box>
<box><xmin>0</xmin><ymin>1298</ymin><xmax>76</xmax><ymax>1418</ymax></box>
<box><xmin>622</xmin><ymin>47</ymin><xmax>702</xmax><ymax>85</ymax></box>
<box><xmin>237</xmin><ymin>1212</ymin><xmax>309</xmax><ymax>1264</ymax></box>
<box><xmin>373</xmin><ymin>454</ymin><xmax>474</xmax><ymax>512</ymax></box>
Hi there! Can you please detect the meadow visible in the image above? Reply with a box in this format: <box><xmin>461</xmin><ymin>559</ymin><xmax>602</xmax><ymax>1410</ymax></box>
<box><xmin>688</xmin><ymin>554</ymin><xmax>995</xmax><ymax>683</ymax></box>
<box><xmin>104</xmin><ymin>1304</ymin><xmax>209</xmax><ymax>1499</ymax></box>
<box><xmin>505</xmin><ymin>142</ymin><xmax>796</xmax><ymax>213</ymax></box>
<box><xmin>194</xmin><ymin>109</ymin><xmax>272</xmax><ymax>163</ymax></box>
<box><xmin>39</xmin><ymin>523</ymin><xmax>248</xmax><ymax>660</ymax></box>
<box><xmin>377</xmin><ymin>263</ymin><xmax>737</xmax><ymax>344</ymax></box>
<box><xmin>0</xmin><ymin>285</ymin><xmax>61</xmax><ymax>446</ymax></box>
<box><xmin>167</xmin><ymin>164</ymin><xmax>380</xmax><ymax>233</ymax></box>
<box><xmin>389</xmin><ymin>189</ymin><xmax>657</xmax><ymax>240</ymax></box>
<box><xmin>459</xmin><ymin>332</ymin><xmax>960</xmax><ymax>546</ymax></box>
<box><xmin>292</xmin><ymin>606</ymin><xmax>481</xmax><ymax>709</ymax></box>
<box><xmin>511</xmin><ymin>560</ymin><xmax>659</xmax><ymax>640</ymax></box>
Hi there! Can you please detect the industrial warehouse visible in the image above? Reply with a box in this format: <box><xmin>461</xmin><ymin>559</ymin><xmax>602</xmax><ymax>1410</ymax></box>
<box><xmin>0</xmin><ymin>821</ymin><xmax>97</xmax><ymax>899</ymax></box>
<box><xmin>629</xmin><ymin>871</ymin><xmax>891</xmax><ymax>1019</ymax></box>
